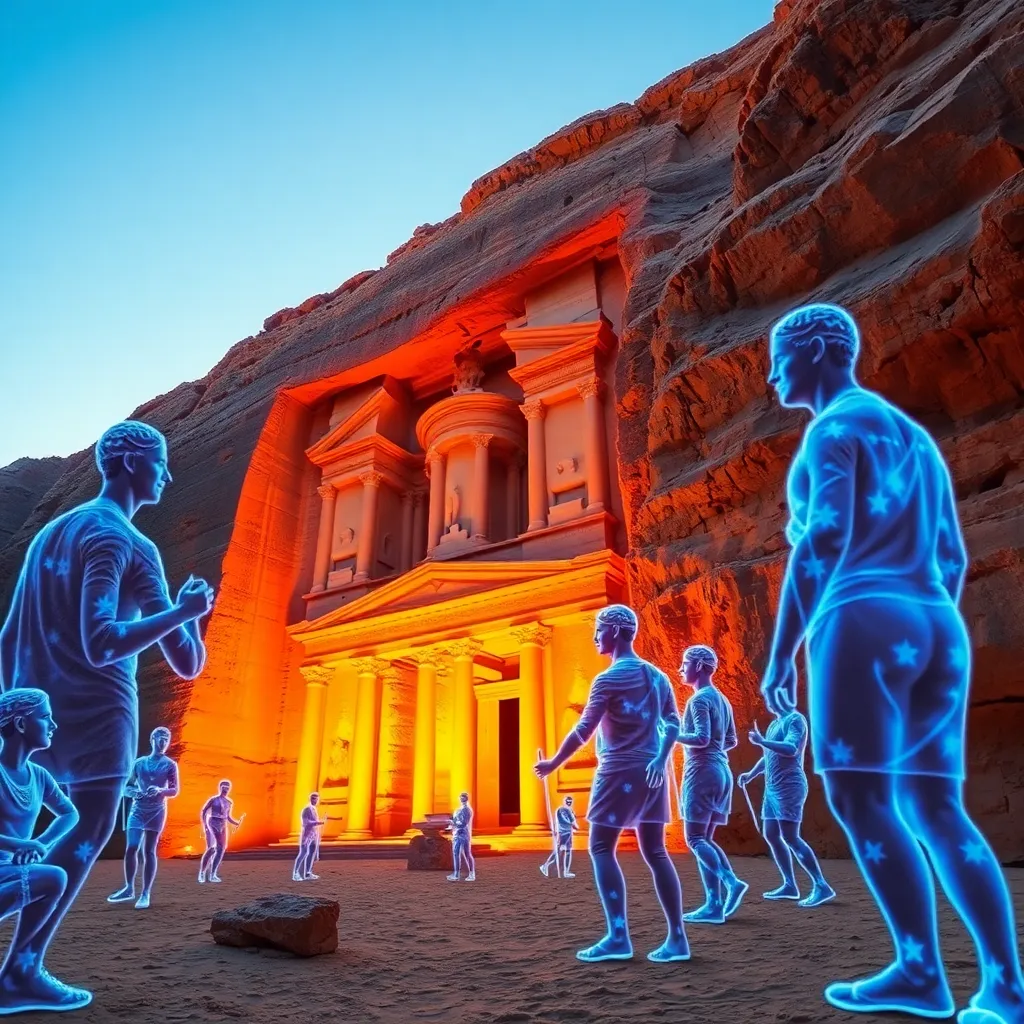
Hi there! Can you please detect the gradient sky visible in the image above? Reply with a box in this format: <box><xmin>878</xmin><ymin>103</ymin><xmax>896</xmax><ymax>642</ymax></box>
<box><xmin>0</xmin><ymin>0</ymin><xmax>771</xmax><ymax>469</ymax></box>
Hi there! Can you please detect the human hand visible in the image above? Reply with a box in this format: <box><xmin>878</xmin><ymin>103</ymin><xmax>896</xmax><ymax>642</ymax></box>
<box><xmin>748</xmin><ymin>723</ymin><xmax>766</xmax><ymax>747</ymax></box>
<box><xmin>534</xmin><ymin>759</ymin><xmax>555</xmax><ymax>779</ymax></box>
<box><xmin>177</xmin><ymin>575</ymin><xmax>215</xmax><ymax>620</ymax></box>
<box><xmin>145</xmin><ymin>785</ymin><xmax>161</xmax><ymax>797</ymax></box>
<box><xmin>738</xmin><ymin>772</ymin><xmax>752</xmax><ymax>788</ymax></box>
<box><xmin>11</xmin><ymin>839</ymin><xmax>46</xmax><ymax>865</ymax></box>
<box><xmin>761</xmin><ymin>656</ymin><xmax>797</xmax><ymax>715</ymax></box>
<box><xmin>645</xmin><ymin>757</ymin><xmax>665</xmax><ymax>789</ymax></box>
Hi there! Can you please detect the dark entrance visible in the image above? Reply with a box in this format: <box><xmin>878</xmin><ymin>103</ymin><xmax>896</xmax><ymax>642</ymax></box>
<box><xmin>498</xmin><ymin>697</ymin><xmax>521</xmax><ymax>827</ymax></box>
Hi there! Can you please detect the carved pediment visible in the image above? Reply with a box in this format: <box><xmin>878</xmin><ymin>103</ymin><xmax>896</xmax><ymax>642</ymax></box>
<box><xmin>307</xmin><ymin>377</ymin><xmax>411</xmax><ymax>468</ymax></box>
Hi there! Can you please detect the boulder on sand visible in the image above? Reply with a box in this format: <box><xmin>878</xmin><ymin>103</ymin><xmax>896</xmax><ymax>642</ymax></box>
<box><xmin>211</xmin><ymin>893</ymin><xmax>339</xmax><ymax>956</ymax></box>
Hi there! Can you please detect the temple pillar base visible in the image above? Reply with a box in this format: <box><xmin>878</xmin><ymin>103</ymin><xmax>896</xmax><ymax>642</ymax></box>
<box><xmin>512</xmin><ymin>823</ymin><xmax>551</xmax><ymax>837</ymax></box>
<box><xmin>338</xmin><ymin>830</ymin><xmax>374</xmax><ymax>841</ymax></box>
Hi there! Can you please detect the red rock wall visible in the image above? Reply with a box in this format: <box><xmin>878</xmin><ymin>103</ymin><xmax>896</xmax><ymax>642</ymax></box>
<box><xmin>0</xmin><ymin>0</ymin><xmax>1021</xmax><ymax>860</ymax></box>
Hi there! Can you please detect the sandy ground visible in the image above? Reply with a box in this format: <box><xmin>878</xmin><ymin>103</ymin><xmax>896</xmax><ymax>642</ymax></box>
<box><xmin>2</xmin><ymin>853</ymin><xmax>1022</xmax><ymax>1023</ymax></box>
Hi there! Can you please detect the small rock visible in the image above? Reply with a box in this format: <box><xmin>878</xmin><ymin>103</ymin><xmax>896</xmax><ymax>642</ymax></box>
<box><xmin>407</xmin><ymin>833</ymin><xmax>454</xmax><ymax>871</ymax></box>
<box><xmin>211</xmin><ymin>893</ymin><xmax>339</xmax><ymax>956</ymax></box>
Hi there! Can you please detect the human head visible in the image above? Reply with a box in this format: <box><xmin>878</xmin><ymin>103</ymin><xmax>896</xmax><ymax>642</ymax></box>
<box><xmin>219</xmin><ymin>779</ymin><xmax>231</xmax><ymax>795</ymax></box>
<box><xmin>564</xmin><ymin>795</ymin><xmax>573</xmax><ymax>807</ymax></box>
<box><xmin>680</xmin><ymin>644</ymin><xmax>719</xmax><ymax>687</ymax></box>
<box><xmin>151</xmin><ymin>726</ymin><xmax>171</xmax><ymax>754</ymax></box>
<box><xmin>768</xmin><ymin>303</ymin><xmax>860</xmax><ymax>410</ymax></box>
<box><xmin>310</xmin><ymin>792</ymin><xmax>319</xmax><ymax>805</ymax></box>
<box><xmin>0</xmin><ymin>689</ymin><xmax>56</xmax><ymax>752</ymax></box>
<box><xmin>594</xmin><ymin>604</ymin><xmax>638</xmax><ymax>657</ymax></box>
<box><xmin>95</xmin><ymin>420</ymin><xmax>171</xmax><ymax>505</ymax></box>
<box><xmin>459</xmin><ymin>792</ymin><xmax>469</xmax><ymax>805</ymax></box>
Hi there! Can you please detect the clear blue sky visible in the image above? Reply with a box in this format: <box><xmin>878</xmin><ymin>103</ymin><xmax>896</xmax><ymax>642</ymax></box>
<box><xmin>0</xmin><ymin>0</ymin><xmax>770</xmax><ymax>469</ymax></box>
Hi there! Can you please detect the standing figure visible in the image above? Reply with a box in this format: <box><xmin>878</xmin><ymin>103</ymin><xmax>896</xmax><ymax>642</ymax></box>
<box><xmin>0</xmin><ymin>690</ymin><xmax>87</xmax><ymax>1013</ymax></box>
<box><xmin>740</xmin><ymin>710</ymin><xmax>834</xmax><ymax>907</ymax></box>
<box><xmin>446</xmin><ymin>792</ymin><xmax>475</xmax><ymax>882</ymax></box>
<box><xmin>0</xmin><ymin>420</ymin><xmax>213</xmax><ymax>994</ymax></box>
<box><xmin>540</xmin><ymin>795</ymin><xmax>579</xmax><ymax>879</ymax></box>
<box><xmin>107</xmin><ymin>726</ymin><xmax>179</xmax><ymax>909</ymax></box>
<box><xmin>292</xmin><ymin>792</ymin><xmax>325</xmax><ymax>882</ymax></box>
<box><xmin>198</xmin><ymin>780</ymin><xmax>242</xmax><ymax>884</ymax></box>
<box><xmin>764</xmin><ymin>302</ymin><xmax>1024</xmax><ymax>1022</ymax></box>
<box><xmin>534</xmin><ymin>604</ymin><xmax>689</xmax><ymax>964</ymax></box>
<box><xmin>676</xmin><ymin>645</ymin><xmax>747</xmax><ymax>924</ymax></box>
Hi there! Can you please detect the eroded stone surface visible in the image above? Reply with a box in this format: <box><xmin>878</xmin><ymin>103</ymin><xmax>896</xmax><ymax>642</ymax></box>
<box><xmin>211</xmin><ymin>893</ymin><xmax>339</xmax><ymax>956</ymax></box>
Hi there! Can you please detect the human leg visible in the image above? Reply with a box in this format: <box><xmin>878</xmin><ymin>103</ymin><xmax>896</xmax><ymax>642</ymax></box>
<box><xmin>900</xmin><ymin>775</ymin><xmax>1024</xmax><ymax>1024</ymax></box>
<box><xmin>210</xmin><ymin>832</ymin><xmax>228</xmax><ymax>880</ymax></box>
<box><xmin>137</xmin><ymin>829</ymin><xmax>160</xmax><ymax>905</ymax></box>
<box><xmin>108</xmin><ymin>827</ymin><xmax>142</xmax><ymax>902</ymax></box>
<box><xmin>683</xmin><ymin>819</ymin><xmax>726</xmax><ymax>923</ymax></box>
<box><xmin>779</xmin><ymin>820</ymin><xmax>835</xmax><ymax>906</ymax></box>
<box><xmin>0</xmin><ymin>864</ymin><xmax>90</xmax><ymax>1012</ymax></box>
<box><xmin>577</xmin><ymin>824</ymin><xmax>632</xmax><ymax>961</ymax></box>
<box><xmin>822</xmin><ymin>770</ymin><xmax>954</xmax><ymax>1017</ymax></box>
<box><xmin>563</xmin><ymin>840</ymin><xmax>574</xmax><ymax>878</ymax></box>
<box><xmin>762</xmin><ymin>818</ymin><xmax>800</xmax><ymax>898</ymax></box>
<box><xmin>708</xmin><ymin>823</ymin><xmax>748</xmax><ymax>916</ymax></box>
<box><xmin>636</xmin><ymin>822</ymin><xmax>689</xmax><ymax>961</ymax></box>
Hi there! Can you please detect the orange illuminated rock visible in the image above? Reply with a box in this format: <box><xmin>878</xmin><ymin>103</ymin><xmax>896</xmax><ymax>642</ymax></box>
<box><xmin>1</xmin><ymin>0</ymin><xmax>1021</xmax><ymax>863</ymax></box>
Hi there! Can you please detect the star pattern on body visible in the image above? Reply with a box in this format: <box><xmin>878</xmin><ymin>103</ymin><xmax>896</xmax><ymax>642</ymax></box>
<box><xmin>55</xmin><ymin>559</ymin><xmax>70</xmax><ymax>578</ymax></box>
<box><xmin>94</xmin><ymin>594</ymin><xmax>116</xmax><ymax>616</ymax></box>
<box><xmin>116</xmin><ymin>624</ymin><xmax>127</xmax><ymax>638</ymax></box>
<box><xmin>802</xmin><ymin>556</ymin><xmax>827</xmax><ymax>580</ymax></box>
<box><xmin>43</xmin><ymin>557</ymin><xmax>55</xmax><ymax>571</ymax></box>
<box><xmin>867</xmin><ymin>492</ymin><xmax>890</xmax><ymax>516</ymax></box>
<box><xmin>823</xmin><ymin>421</ymin><xmax>846</xmax><ymax>439</ymax></box>
<box><xmin>941</xmin><ymin>735</ymin><xmax>959</xmax><ymax>759</ymax></box>
<box><xmin>886</xmin><ymin>470</ymin><xmax>906</xmax><ymax>495</ymax></box>
<box><xmin>608</xmin><ymin>814</ymin><xmax>617</xmax><ymax>824</ymax></box>
<box><xmin>893</xmin><ymin>640</ymin><xmax>919</xmax><ymax>667</ymax></box>
<box><xmin>948</xmin><ymin>647</ymin><xmax>967</xmax><ymax>671</ymax></box>
<box><xmin>986</xmin><ymin>961</ymin><xmax>1005</xmax><ymax>986</ymax></box>
<box><xmin>622</xmin><ymin>700</ymin><xmax>635</xmax><ymax>714</ymax></box>
<box><xmin>828</xmin><ymin>739</ymin><xmax>854</xmax><ymax>766</ymax></box>
<box><xmin>14</xmin><ymin>949</ymin><xmax>37</xmax><ymax>973</ymax></box>
<box><xmin>104</xmin><ymin>649</ymin><xmax>114</xmax><ymax>661</ymax></box>
<box><xmin>813</xmin><ymin>503</ymin><xmax>840</xmax><ymax>529</ymax></box>
<box><xmin>608</xmin><ymin>890</ymin><xmax>619</xmax><ymax>901</ymax></box>
<box><xmin>612</xmin><ymin>915</ymin><xmax>626</xmax><ymax>931</ymax></box>
<box><xmin>622</xmin><ymin>783</ymin><xmax>633</xmax><ymax>794</ymax></box>
<box><xmin>46</xmin><ymin>629</ymin><xmax>60</xmax><ymax>645</ymax></box>
<box><xmin>901</xmin><ymin>935</ymin><xmax>925</xmax><ymax>964</ymax></box>
<box><xmin>867</xmin><ymin>432</ymin><xmax>880</xmax><ymax>445</ymax></box>
<box><xmin>74</xmin><ymin>841</ymin><xmax>95</xmax><ymax>864</ymax></box>
<box><xmin>864</xmin><ymin>840</ymin><xmax>886</xmax><ymax>865</ymax></box>
<box><xmin>939</xmin><ymin>558</ymin><xmax>960</xmax><ymax>579</ymax></box>
<box><xmin>640</xmin><ymin>709</ymin><xmax>651</xmax><ymax>721</ymax></box>
<box><xmin>961</xmin><ymin>840</ymin><xmax>986</xmax><ymax>865</ymax></box>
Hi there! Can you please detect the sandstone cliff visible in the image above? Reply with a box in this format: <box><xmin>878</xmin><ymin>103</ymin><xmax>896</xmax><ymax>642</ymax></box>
<box><xmin>1</xmin><ymin>0</ymin><xmax>1021</xmax><ymax>860</ymax></box>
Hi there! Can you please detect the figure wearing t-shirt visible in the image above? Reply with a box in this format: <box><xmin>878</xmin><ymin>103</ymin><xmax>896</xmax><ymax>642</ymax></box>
<box><xmin>540</xmin><ymin>796</ymin><xmax>579</xmax><ymax>878</ymax></box>
<box><xmin>446</xmin><ymin>793</ymin><xmax>475</xmax><ymax>882</ymax></box>
<box><xmin>292</xmin><ymin>793</ymin><xmax>325</xmax><ymax>881</ymax></box>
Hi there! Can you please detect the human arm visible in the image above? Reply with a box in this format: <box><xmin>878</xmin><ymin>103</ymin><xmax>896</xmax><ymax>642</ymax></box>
<box><xmin>724</xmin><ymin>705</ymin><xmax>738</xmax><ymax>751</ymax></box>
<box><xmin>35</xmin><ymin>772</ymin><xmax>80</xmax><ymax>853</ymax></box>
<box><xmin>677</xmin><ymin>699</ymin><xmax>710</xmax><ymax>748</ymax></box>
<box><xmin>737</xmin><ymin>758</ymin><xmax>766</xmax><ymax>787</ymax></box>
<box><xmin>199</xmin><ymin>797</ymin><xmax>213</xmax><ymax>825</ymax></box>
<box><xmin>535</xmin><ymin>677</ymin><xmax>608</xmax><ymax>777</ymax></box>
<box><xmin>159</xmin><ymin>762</ymin><xmax>180</xmax><ymax>799</ymax></box>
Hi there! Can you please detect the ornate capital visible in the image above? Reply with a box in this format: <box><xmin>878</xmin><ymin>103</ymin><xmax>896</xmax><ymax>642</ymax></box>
<box><xmin>352</xmin><ymin>657</ymin><xmax>388</xmax><ymax>678</ymax></box>
<box><xmin>359</xmin><ymin>470</ymin><xmax>384</xmax><ymax>489</ymax></box>
<box><xmin>471</xmin><ymin>432</ymin><xmax>494</xmax><ymax>449</ymax></box>
<box><xmin>401</xmin><ymin>488</ymin><xmax>415</xmax><ymax>506</ymax></box>
<box><xmin>299</xmin><ymin>663</ymin><xmax>335</xmax><ymax>687</ymax></box>
<box><xmin>412</xmin><ymin>488</ymin><xmax>428</xmax><ymax>507</ymax></box>
<box><xmin>412</xmin><ymin>647</ymin><xmax>447</xmax><ymax>669</ymax></box>
<box><xmin>380</xmin><ymin>663</ymin><xmax>404</xmax><ymax>685</ymax></box>
<box><xmin>576</xmin><ymin>377</ymin><xmax>604</xmax><ymax>401</ymax></box>
<box><xmin>317</xmin><ymin>484</ymin><xmax>336</xmax><ymax>501</ymax></box>
<box><xmin>425</xmin><ymin>447</ymin><xmax>444</xmax><ymax>465</ymax></box>
<box><xmin>511</xmin><ymin>624</ymin><xmax>553</xmax><ymax>648</ymax></box>
<box><xmin>521</xmin><ymin>400</ymin><xmax>546</xmax><ymax>422</ymax></box>
<box><xmin>446</xmin><ymin>639</ymin><xmax>484</xmax><ymax>661</ymax></box>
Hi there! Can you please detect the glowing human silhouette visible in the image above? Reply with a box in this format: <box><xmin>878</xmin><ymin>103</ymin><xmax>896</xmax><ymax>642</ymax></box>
<box><xmin>534</xmin><ymin>604</ymin><xmax>689</xmax><ymax>964</ymax></box>
<box><xmin>540</xmin><ymin>795</ymin><xmax>579</xmax><ymax>879</ymax></box>
<box><xmin>446</xmin><ymin>792</ymin><xmax>475</xmax><ymax>882</ymax></box>
<box><xmin>740</xmin><ymin>709</ymin><xmax>834</xmax><ymax>907</ymax></box>
<box><xmin>765</xmin><ymin>303</ymin><xmax>1024</xmax><ymax>1022</ymax></box>
<box><xmin>0</xmin><ymin>420</ymin><xmax>213</xmax><ymax>996</ymax></box>
<box><xmin>107</xmin><ymin>726</ymin><xmax>179</xmax><ymax>910</ymax></box>
<box><xmin>292</xmin><ymin>792</ymin><xmax>326</xmax><ymax>881</ymax></box>
<box><xmin>676</xmin><ymin>645</ymin><xmax>747</xmax><ymax>924</ymax></box>
<box><xmin>0</xmin><ymin>690</ymin><xmax>89</xmax><ymax>1013</ymax></box>
<box><xmin>198</xmin><ymin>780</ymin><xmax>243</xmax><ymax>883</ymax></box>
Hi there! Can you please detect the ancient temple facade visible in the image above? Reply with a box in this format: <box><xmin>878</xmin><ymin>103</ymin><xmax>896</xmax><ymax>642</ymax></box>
<box><xmin>283</xmin><ymin>258</ymin><xmax>629</xmax><ymax>848</ymax></box>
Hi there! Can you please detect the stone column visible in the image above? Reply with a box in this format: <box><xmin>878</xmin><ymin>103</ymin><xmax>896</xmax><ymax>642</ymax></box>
<box><xmin>400</xmin><ymin>489</ymin><xmax>415</xmax><ymax>571</ymax></box>
<box><xmin>577</xmin><ymin>378</ymin><xmax>610</xmax><ymax>513</ymax></box>
<box><xmin>470</xmin><ymin>433</ymin><xmax>493</xmax><ymax>542</ymax></box>
<box><xmin>311</xmin><ymin>484</ymin><xmax>338</xmax><ymax>592</ymax></box>
<box><xmin>506</xmin><ymin>456</ymin><xmax>521</xmax><ymax>538</ymax></box>
<box><xmin>354</xmin><ymin>470</ymin><xmax>383</xmax><ymax>582</ymax></box>
<box><xmin>343</xmin><ymin>658</ymin><xmax>385</xmax><ymax>839</ymax></box>
<box><xmin>448</xmin><ymin>640</ymin><xmax>482</xmax><ymax>807</ymax></box>
<box><xmin>522</xmin><ymin>401</ymin><xmax>548</xmax><ymax>532</ymax></box>
<box><xmin>512</xmin><ymin>625</ymin><xmax>553</xmax><ymax>834</ymax></box>
<box><xmin>411</xmin><ymin>490</ymin><xmax>427</xmax><ymax>564</ymax></box>
<box><xmin>410</xmin><ymin>650</ymin><xmax>444</xmax><ymax>824</ymax></box>
<box><xmin>289</xmin><ymin>663</ymin><xmax>334</xmax><ymax>838</ymax></box>
<box><xmin>426</xmin><ymin>449</ymin><xmax>447</xmax><ymax>555</ymax></box>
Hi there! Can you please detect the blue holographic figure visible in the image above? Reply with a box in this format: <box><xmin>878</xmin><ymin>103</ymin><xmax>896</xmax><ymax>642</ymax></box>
<box><xmin>107</xmin><ymin>725</ymin><xmax>179</xmax><ymax>910</ymax></box>
<box><xmin>0</xmin><ymin>421</ymin><xmax>214</xmax><ymax>995</ymax></box>
<box><xmin>740</xmin><ymin>710</ymin><xmax>835</xmax><ymax>907</ymax></box>
<box><xmin>293</xmin><ymin>792</ymin><xmax>326</xmax><ymax>881</ymax></box>
<box><xmin>540</xmin><ymin>795</ymin><xmax>579</xmax><ymax>879</ymax></box>
<box><xmin>676</xmin><ymin>645</ymin><xmax>748</xmax><ymax>924</ymax></box>
<box><xmin>534</xmin><ymin>604</ymin><xmax>689</xmax><ymax>964</ymax></box>
<box><xmin>0</xmin><ymin>689</ymin><xmax>89</xmax><ymax>1013</ymax></box>
<box><xmin>765</xmin><ymin>303</ymin><xmax>1024</xmax><ymax>1023</ymax></box>
<box><xmin>446</xmin><ymin>792</ymin><xmax>475</xmax><ymax>882</ymax></box>
<box><xmin>198</xmin><ymin>780</ymin><xmax>243</xmax><ymax>883</ymax></box>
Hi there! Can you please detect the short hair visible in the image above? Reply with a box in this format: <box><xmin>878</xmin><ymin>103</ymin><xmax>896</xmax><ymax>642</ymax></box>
<box><xmin>151</xmin><ymin>726</ymin><xmax>171</xmax><ymax>742</ymax></box>
<box><xmin>683</xmin><ymin>645</ymin><xmax>719</xmax><ymax>672</ymax></box>
<box><xmin>596</xmin><ymin>604</ymin><xmax>638</xmax><ymax>636</ymax></box>
<box><xmin>771</xmin><ymin>303</ymin><xmax>860</xmax><ymax>368</ymax></box>
<box><xmin>0</xmin><ymin>689</ymin><xmax>50</xmax><ymax>732</ymax></box>
<box><xmin>95</xmin><ymin>420</ymin><xmax>166</xmax><ymax>480</ymax></box>
<box><xmin>219</xmin><ymin>779</ymin><xmax>231</xmax><ymax>788</ymax></box>
<box><xmin>459</xmin><ymin>791</ymin><xmax>469</xmax><ymax>802</ymax></box>
<box><xmin>565</xmin><ymin>795</ymin><xmax>574</xmax><ymax>804</ymax></box>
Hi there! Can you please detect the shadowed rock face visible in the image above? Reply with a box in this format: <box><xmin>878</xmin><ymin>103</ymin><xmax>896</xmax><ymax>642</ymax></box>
<box><xmin>1</xmin><ymin>0</ymin><xmax>1021</xmax><ymax>860</ymax></box>
<box><xmin>210</xmin><ymin>893</ymin><xmax>339</xmax><ymax>956</ymax></box>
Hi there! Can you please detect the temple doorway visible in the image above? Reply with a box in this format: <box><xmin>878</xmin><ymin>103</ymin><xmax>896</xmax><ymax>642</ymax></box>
<box><xmin>498</xmin><ymin>697</ymin><xmax>521</xmax><ymax>827</ymax></box>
